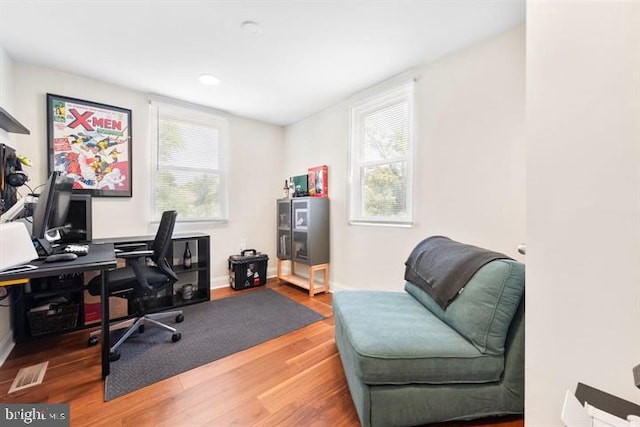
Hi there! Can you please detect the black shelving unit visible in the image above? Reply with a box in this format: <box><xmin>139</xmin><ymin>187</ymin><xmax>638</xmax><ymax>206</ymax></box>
<box><xmin>163</xmin><ymin>234</ymin><xmax>211</xmax><ymax>308</ymax></box>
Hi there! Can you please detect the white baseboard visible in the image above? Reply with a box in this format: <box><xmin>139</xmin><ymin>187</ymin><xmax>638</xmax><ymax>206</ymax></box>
<box><xmin>210</xmin><ymin>274</ymin><xmax>228</xmax><ymax>289</ymax></box>
<box><xmin>0</xmin><ymin>329</ymin><xmax>15</xmax><ymax>368</ymax></box>
<box><xmin>329</xmin><ymin>281</ymin><xmax>350</xmax><ymax>292</ymax></box>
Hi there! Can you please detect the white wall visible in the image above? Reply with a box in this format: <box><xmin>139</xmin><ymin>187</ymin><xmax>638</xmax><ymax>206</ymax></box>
<box><xmin>526</xmin><ymin>1</ymin><xmax>640</xmax><ymax>424</ymax></box>
<box><xmin>284</xmin><ymin>25</ymin><xmax>526</xmax><ymax>291</ymax></box>
<box><xmin>0</xmin><ymin>45</ymin><xmax>18</xmax><ymax>364</ymax></box>
<box><xmin>12</xmin><ymin>63</ymin><xmax>284</xmax><ymax>286</ymax></box>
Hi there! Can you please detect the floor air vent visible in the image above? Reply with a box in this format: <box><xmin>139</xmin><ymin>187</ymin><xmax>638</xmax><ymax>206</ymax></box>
<box><xmin>9</xmin><ymin>361</ymin><xmax>49</xmax><ymax>393</ymax></box>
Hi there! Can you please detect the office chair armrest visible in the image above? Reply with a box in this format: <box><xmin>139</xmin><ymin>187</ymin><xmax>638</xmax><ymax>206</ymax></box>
<box><xmin>116</xmin><ymin>250</ymin><xmax>154</xmax><ymax>259</ymax></box>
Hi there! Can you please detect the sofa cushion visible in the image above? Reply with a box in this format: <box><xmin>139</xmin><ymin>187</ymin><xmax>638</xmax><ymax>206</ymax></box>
<box><xmin>405</xmin><ymin>259</ymin><xmax>524</xmax><ymax>355</ymax></box>
<box><xmin>333</xmin><ymin>290</ymin><xmax>505</xmax><ymax>385</ymax></box>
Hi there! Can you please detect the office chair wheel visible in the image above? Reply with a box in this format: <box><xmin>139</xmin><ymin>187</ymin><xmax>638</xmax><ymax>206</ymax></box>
<box><xmin>88</xmin><ymin>336</ymin><xmax>99</xmax><ymax>346</ymax></box>
<box><xmin>109</xmin><ymin>350</ymin><xmax>121</xmax><ymax>362</ymax></box>
<box><xmin>172</xmin><ymin>332</ymin><xmax>182</xmax><ymax>342</ymax></box>
<box><xmin>176</xmin><ymin>314</ymin><xmax>184</xmax><ymax>323</ymax></box>
<box><xmin>138</xmin><ymin>324</ymin><xmax>145</xmax><ymax>333</ymax></box>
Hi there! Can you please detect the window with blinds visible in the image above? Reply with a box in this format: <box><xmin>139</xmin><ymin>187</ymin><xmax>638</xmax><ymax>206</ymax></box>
<box><xmin>349</xmin><ymin>81</ymin><xmax>414</xmax><ymax>226</ymax></box>
<box><xmin>150</xmin><ymin>101</ymin><xmax>228</xmax><ymax>223</ymax></box>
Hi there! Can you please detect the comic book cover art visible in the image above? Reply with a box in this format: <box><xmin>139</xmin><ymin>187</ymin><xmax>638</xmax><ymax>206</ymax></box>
<box><xmin>47</xmin><ymin>94</ymin><xmax>132</xmax><ymax>197</ymax></box>
<box><xmin>308</xmin><ymin>165</ymin><xmax>328</xmax><ymax>197</ymax></box>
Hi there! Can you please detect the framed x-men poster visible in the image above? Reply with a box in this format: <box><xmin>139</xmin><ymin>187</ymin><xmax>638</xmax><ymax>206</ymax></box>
<box><xmin>47</xmin><ymin>93</ymin><xmax>132</xmax><ymax>197</ymax></box>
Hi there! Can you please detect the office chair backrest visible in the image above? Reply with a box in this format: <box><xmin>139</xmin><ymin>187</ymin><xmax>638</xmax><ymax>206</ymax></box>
<box><xmin>152</xmin><ymin>210</ymin><xmax>178</xmax><ymax>283</ymax></box>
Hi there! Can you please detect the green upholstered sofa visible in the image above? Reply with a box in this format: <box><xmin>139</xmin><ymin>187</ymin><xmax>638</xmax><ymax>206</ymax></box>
<box><xmin>333</xmin><ymin>259</ymin><xmax>525</xmax><ymax>427</ymax></box>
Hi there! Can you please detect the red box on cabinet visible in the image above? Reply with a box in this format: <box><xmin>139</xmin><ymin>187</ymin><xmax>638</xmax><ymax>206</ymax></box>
<box><xmin>308</xmin><ymin>165</ymin><xmax>328</xmax><ymax>197</ymax></box>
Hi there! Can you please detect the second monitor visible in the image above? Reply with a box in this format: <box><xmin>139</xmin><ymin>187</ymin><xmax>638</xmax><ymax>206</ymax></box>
<box><xmin>60</xmin><ymin>194</ymin><xmax>92</xmax><ymax>244</ymax></box>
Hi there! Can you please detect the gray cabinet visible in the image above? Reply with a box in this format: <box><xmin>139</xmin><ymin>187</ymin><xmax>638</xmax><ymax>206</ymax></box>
<box><xmin>276</xmin><ymin>198</ymin><xmax>329</xmax><ymax>295</ymax></box>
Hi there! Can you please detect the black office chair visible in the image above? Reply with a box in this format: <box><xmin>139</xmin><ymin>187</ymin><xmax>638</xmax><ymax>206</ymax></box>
<box><xmin>87</xmin><ymin>210</ymin><xmax>183</xmax><ymax>361</ymax></box>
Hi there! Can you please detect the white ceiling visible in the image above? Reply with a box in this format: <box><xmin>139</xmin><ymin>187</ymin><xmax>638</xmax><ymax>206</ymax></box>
<box><xmin>0</xmin><ymin>1</ymin><xmax>525</xmax><ymax>126</ymax></box>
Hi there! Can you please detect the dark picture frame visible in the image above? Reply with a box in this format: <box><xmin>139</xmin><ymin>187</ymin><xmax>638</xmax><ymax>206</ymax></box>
<box><xmin>47</xmin><ymin>93</ymin><xmax>132</xmax><ymax>197</ymax></box>
<box><xmin>294</xmin><ymin>208</ymin><xmax>308</xmax><ymax>230</ymax></box>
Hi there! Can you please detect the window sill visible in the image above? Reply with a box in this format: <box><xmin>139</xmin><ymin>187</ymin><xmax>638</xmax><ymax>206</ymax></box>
<box><xmin>348</xmin><ymin>220</ymin><xmax>413</xmax><ymax>228</ymax></box>
<box><xmin>152</xmin><ymin>218</ymin><xmax>229</xmax><ymax>228</ymax></box>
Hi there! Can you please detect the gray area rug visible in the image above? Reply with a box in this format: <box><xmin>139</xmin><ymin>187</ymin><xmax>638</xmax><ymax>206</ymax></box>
<box><xmin>105</xmin><ymin>289</ymin><xmax>325</xmax><ymax>401</ymax></box>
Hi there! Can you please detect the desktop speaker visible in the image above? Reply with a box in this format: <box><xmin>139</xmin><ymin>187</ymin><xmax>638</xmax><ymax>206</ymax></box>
<box><xmin>60</xmin><ymin>194</ymin><xmax>92</xmax><ymax>243</ymax></box>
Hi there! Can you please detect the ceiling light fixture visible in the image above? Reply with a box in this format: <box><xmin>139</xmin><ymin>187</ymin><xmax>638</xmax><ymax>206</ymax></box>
<box><xmin>198</xmin><ymin>74</ymin><xmax>220</xmax><ymax>86</ymax></box>
<box><xmin>241</xmin><ymin>20</ymin><xmax>262</xmax><ymax>35</ymax></box>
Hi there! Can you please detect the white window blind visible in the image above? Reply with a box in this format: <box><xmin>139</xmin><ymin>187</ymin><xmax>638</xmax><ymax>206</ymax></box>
<box><xmin>150</xmin><ymin>101</ymin><xmax>228</xmax><ymax>223</ymax></box>
<box><xmin>349</xmin><ymin>81</ymin><xmax>415</xmax><ymax>226</ymax></box>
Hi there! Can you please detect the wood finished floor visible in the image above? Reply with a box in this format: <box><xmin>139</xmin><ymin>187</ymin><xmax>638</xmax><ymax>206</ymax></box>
<box><xmin>0</xmin><ymin>280</ymin><xmax>524</xmax><ymax>427</ymax></box>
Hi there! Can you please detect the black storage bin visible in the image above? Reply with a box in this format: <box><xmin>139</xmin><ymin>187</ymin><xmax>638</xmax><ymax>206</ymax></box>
<box><xmin>27</xmin><ymin>304</ymin><xmax>79</xmax><ymax>337</ymax></box>
<box><xmin>228</xmin><ymin>249</ymin><xmax>269</xmax><ymax>290</ymax></box>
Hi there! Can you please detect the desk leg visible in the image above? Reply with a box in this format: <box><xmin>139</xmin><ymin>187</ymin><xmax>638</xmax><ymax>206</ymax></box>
<box><xmin>101</xmin><ymin>269</ymin><xmax>110</xmax><ymax>378</ymax></box>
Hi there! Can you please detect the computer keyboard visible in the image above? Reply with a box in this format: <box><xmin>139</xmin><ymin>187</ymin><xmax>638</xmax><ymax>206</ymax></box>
<box><xmin>63</xmin><ymin>244</ymin><xmax>89</xmax><ymax>256</ymax></box>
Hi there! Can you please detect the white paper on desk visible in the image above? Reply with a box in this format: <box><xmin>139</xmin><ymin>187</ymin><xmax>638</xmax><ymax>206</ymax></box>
<box><xmin>0</xmin><ymin>222</ymin><xmax>38</xmax><ymax>272</ymax></box>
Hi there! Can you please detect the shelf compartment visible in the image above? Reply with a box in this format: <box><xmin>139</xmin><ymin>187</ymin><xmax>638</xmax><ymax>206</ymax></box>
<box><xmin>276</xmin><ymin>259</ymin><xmax>329</xmax><ymax>296</ymax></box>
<box><xmin>28</xmin><ymin>303</ymin><xmax>79</xmax><ymax>337</ymax></box>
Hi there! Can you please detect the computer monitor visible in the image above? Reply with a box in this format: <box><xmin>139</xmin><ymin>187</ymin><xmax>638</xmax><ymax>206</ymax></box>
<box><xmin>50</xmin><ymin>176</ymin><xmax>74</xmax><ymax>231</ymax></box>
<box><xmin>31</xmin><ymin>171</ymin><xmax>74</xmax><ymax>256</ymax></box>
<box><xmin>60</xmin><ymin>194</ymin><xmax>92</xmax><ymax>243</ymax></box>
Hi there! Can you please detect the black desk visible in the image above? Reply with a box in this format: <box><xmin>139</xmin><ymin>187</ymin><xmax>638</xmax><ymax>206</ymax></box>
<box><xmin>0</xmin><ymin>243</ymin><xmax>117</xmax><ymax>378</ymax></box>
